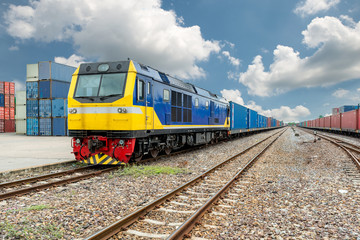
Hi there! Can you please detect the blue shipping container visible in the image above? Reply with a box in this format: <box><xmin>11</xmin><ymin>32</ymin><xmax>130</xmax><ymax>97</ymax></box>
<box><xmin>39</xmin><ymin>99</ymin><xmax>52</xmax><ymax>117</ymax></box>
<box><xmin>248</xmin><ymin>109</ymin><xmax>258</xmax><ymax>129</ymax></box>
<box><xmin>52</xmin><ymin>99</ymin><xmax>66</xmax><ymax>117</ymax></box>
<box><xmin>39</xmin><ymin>118</ymin><xmax>52</xmax><ymax>136</ymax></box>
<box><xmin>38</xmin><ymin>61</ymin><xmax>76</xmax><ymax>81</ymax></box>
<box><xmin>271</xmin><ymin>119</ymin><xmax>276</xmax><ymax>127</ymax></box>
<box><xmin>0</xmin><ymin>94</ymin><xmax>4</xmax><ymax>107</ymax></box>
<box><xmin>229</xmin><ymin>101</ymin><xmax>248</xmax><ymax>131</ymax></box>
<box><xmin>53</xmin><ymin>118</ymin><xmax>67</xmax><ymax>136</ymax></box>
<box><xmin>39</xmin><ymin>80</ymin><xmax>70</xmax><ymax>99</ymax></box>
<box><xmin>339</xmin><ymin>105</ymin><xmax>357</xmax><ymax>113</ymax></box>
<box><xmin>26</xmin><ymin>100</ymin><xmax>39</xmax><ymax>117</ymax></box>
<box><xmin>258</xmin><ymin>115</ymin><xmax>267</xmax><ymax>128</ymax></box>
<box><xmin>26</xmin><ymin>118</ymin><xmax>39</xmax><ymax>136</ymax></box>
<box><xmin>26</xmin><ymin>81</ymin><xmax>38</xmax><ymax>99</ymax></box>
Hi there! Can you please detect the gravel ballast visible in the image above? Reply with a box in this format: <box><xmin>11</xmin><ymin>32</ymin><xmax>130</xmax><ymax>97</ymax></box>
<box><xmin>1</xmin><ymin>128</ymin><xmax>359</xmax><ymax>239</ymax></box>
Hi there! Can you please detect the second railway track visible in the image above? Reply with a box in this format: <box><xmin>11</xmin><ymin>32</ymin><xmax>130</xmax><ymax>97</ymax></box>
<box><xmin>85</xmin><ymin>128</ymin><xmax>287</xmax><ymax>239</ymax></box>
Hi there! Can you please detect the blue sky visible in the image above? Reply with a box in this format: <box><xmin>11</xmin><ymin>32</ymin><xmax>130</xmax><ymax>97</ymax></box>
<box><xmin>1</xmin><ymin>0</ymin><xmax>359</xmax><ymax>122</ymax></box>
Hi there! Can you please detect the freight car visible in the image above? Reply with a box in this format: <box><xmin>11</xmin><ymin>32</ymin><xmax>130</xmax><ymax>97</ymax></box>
<box><xmin>68</xmin><ymin>60</ymin><xmax>282</xmax><ymax>165</ymax></box>
<box><xmin>299</xmin><ymin>106</ymin><xmax>359</xmax><ymax>136</ymax></box>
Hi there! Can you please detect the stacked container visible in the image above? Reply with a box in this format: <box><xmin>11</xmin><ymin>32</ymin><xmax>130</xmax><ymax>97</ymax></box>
<box><xmin>26</xmin><ymin>61</ymin><xmax>75</xmax><ymax>136</ymax></box>
<box><xmin>0</xmin><ymin>81</ymin><xmax>15</xmax><ymax>132</ymax></box>
<box><xmin>16</xmin><ymin>91</ymin><xmax>26</xmax><ymax>134</ymax></box>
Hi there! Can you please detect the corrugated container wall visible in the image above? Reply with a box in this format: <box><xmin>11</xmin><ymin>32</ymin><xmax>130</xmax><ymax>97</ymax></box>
<box><xmin>16</xmin><ymin>90</ymin><xmax>27</xmax><ymax>135</ymax></box>
<box><xmin>27</xmin><ymin>118</ymin><xmax>39</xmax><ymax>135</ymax></box>
<box><xmin>341</xmin><ymin>110</ymin><xmax>357</xmax><ymax>131</ymax></box>
<box><xmin>26</xmin><ymin>82</ymin><xmax>39</xmax><ymax>99</ymax></box>
<box><xmin>16</xmin><ymin>91</ymin><xmax>26</xmax><ymax>105</ymax></box>
<box><xmin>39</xmin><ymin>80</ymin><xmax>70</xmax><ymax>99</ymax></box>
<box><xmin>39</xmin><ymin>118</ymin><xmax>52</xmax><ymax>136</ymax></box>
<box><xmin>339</xmin><ymin>105</ymin><xmax>357</xmax><ymax>113</ymax></box>
<box><xmin>39</xmin><ymin>99</ymin><xmax>52</xmax><ymax>118</ymax></box>
<box><xmin>52</xmin><ymin>99</ymin><xmax>67</xmax><ymax>117</ymax></box>
<box><xmin>248</xmin><ymin>109</ymin><xmax>258</xmax><ymax>129</ymax></box>
<box><xmin>229</xmin><ymin>101</ymin><xmax>248</xmax><ymax>131</ymax></box>
<box><xmin>38</xmin><ymin>61</ymin><xmax>75</xmax><ymax>81</ymax></box>
<box><xmin>26</xmin><ymin>63</ymin><xmax>39</xmax><ymax>80</ymax></box>
<box><xmin>53</xmin><ymin>118</ymin><xmax>67</xmax><ymax>136</ymax></box>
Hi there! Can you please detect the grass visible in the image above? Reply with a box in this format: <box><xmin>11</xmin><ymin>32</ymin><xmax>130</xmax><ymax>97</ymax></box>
<box><xmin>115</xmin><ymin>165</ymin><xmax>188</xmax><ymax>178</ymax></box>
<box><xmin>23</xmin><ymin>204</ymin><xmax>54</xmax><ymax>211</ymax></box>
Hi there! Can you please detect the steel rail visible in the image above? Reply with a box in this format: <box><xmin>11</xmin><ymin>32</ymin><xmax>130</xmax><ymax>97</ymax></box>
<box><xmin>167</xmin><ymin>128</ymin><xmax>287</xmax><ymax>239</ymax></box>
<box><xmin>85</xmin><ymin>129</ymin><xmax>284</xmax><ymax>240</ymax></box>
<box><xmin>0</xmin><ymin>165</ymin><xmax>97</xmax><ymax>189</ymax></box>
<box><xmin>0</xmin><ymin>166</ymin><xmax>118</xmax><ymax>201</ymax></box>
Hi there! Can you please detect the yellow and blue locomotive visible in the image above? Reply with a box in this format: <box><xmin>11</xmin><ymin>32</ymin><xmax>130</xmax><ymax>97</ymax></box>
<box><xmin>68</xmin><ymin>60</ymin><xmax>230</xmax><ymax>165</ymax></box>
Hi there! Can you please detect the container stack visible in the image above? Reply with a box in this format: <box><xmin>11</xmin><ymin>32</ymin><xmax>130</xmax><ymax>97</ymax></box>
<box><xmin>26</xmin><ymin>61</ymin><xmax>76</xmax><ymax>136</ymax></box>
<box><xmin>0</xmin><ymin>81</ymin><xmax>15</xmax><ymax>132</ymax></box>
<box><xmin>16</xmin><ymin>91</ymin><xmax>26</xmax><ymax>134</ymax></box>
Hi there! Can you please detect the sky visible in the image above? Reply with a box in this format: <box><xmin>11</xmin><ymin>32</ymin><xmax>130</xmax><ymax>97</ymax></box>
<box><xmin>0</xmin><ymin>0</ymin><xmax>359</xmax><ymax>123</ymax></box>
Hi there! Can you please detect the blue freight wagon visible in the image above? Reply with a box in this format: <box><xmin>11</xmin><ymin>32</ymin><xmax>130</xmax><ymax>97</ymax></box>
<box><xmin>248</xmin><ymin>108</ymin><xmax>258</xmax><ymax>129</ymax></box>
<box><xmin>39</xmin><ymin>80</ymin><xmax>70</xmax><ymax>99</ymax></box>
<box><xmin>38</xmin><ymin>61</ymin><xmax>76</xmax><ymax>81</ymax></box>
<box><xmin>257</xmin><ymin>114</ymin><xmax>267</xmax><ymax>128</ymax></box>
<box><xmin>229</xmin><ymin>101</ymin><xmax>248</xmax><ymax>133</ymax></box>
<box><xmin>271</xmin><ymin>118</ymin><xmax>276</xmax><ymax>127</ymax></box>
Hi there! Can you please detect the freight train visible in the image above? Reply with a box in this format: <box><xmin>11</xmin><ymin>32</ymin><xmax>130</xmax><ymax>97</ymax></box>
<box><xmin>299</xmin><ymin>107</ymin><xmax>359</xmax><ymax>136</ymax></box>
<box><xmin>68</xmin><ymin>60</ymin><xmax>283</xmax><ymax>165</ymax></box>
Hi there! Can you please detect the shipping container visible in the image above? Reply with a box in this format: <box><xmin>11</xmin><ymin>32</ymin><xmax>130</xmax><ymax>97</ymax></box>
<box><xmin>331</xmin><ymin>114</ymin><xmax>341</xmax><ymax>129</ymax></box>
<box><xmin>319</xmin><ymin>117</ymin><xmax>325</xmax><ymax>128</ymax></box>
<box><xmin>53</xmin><ymin>118</ymin><xmax>67</xmax><ymax>136</ymax></box>
<box><xmin>339</xmin><ymin>105</ymin><xmax>357</xmax><ymax>113</ymax></box>
<box><xmin>0</xmin><ymin>94</ymin><xmax>4</xmax><ymax>107</ymax></box>
<box><xmin>248</xmin><ymin>108</ymin><xmax>258</xmax><ymax>129</ymax></box>
<box><xmin>39</xmin><ymin>99</ymin><xmax>52</xmax><ymax>117</ymax></box>
<box><xmin>0</xmin><ymin>107</ymin><xmax>3</xmax><ymax>119</ymax></box>
<box><xmin>0</xmin><ymin>119</ymin><xmax>4</xmax><ymax>132</ymax></box>
<box><xmin>26</xmin><ymin>81</ymin><xmax>38</xmax><ymax>99</ymax></box>
<box><xmin>16</xmin><ymin>119</ymin><xmax>26</xmax><ymax>135</ymax></box>
<box><xmin>332</xmin><ymin>108</ymin><xmax>339</xmax><ymax>115</ymax></box>
<box><xmin>52</xmin><ymin>99</ymin><xmax>67</xmax><ymax>117</ymax></box>
<box><xmin>10</xmin><ymin>108</ymin><xmax>15</xmax><ymax>120</ymax></box>
<box><xmin>4</xmin><ymin>95</ymin><xmax>9</xmax><ymax>107</ymax></box>
<box><xmin>26</xmin><ymin>118</ymin><xmax>39</xmax><ymax>135</ymax></box>
<box><xmin>9</xmin><ymin>95</ymin><xmax>15</xmax><ymax>108</ymax></box>
<box><xmin>39</xmin><ymin>118</ymin><xmax>52</xmax><ymax>136</ymax></box>
<box><xmin>4</xmin><ymin>120</ymin><xmax>15</xmax><ymax>132</ymax></box>
<box><xmin>16</xmin><ymin>91</ymin><xmax>26</xmax><ymax>105</ymax></box>
<box><xmin>15</xmin><ymin>105</ymin><xmax>26</xmax><ymax>119</ymax></box>
<box><xmin>267</xmin><ymin>117</ymin><xmax>272</xmax><ymax>128</ymax></box>
<box><xmin>39</xmin><ymin>80</ymin><xmax>70</xmax><ymax>99</ymax></box>
<box><xmin>4</xmin><ymin>82</ymin><xmax>9</xmax><ymax>94</ymax></box>
<box><xmin>26</xmin><ymin>99</ymin><xmax>39</xmax><ymax>117</ymax></box>
<box><xmin>0</xmin><ymin>82</ymin><xmax>3</xmax><ymax>94</ymax></box>
<box><xmin>26</xmin><ymin>63</ymin><xmax>39</xmax><ymax>80</ymax></box>
<box><xmin>4</xmin><ymin>108</ymin><xmax>9</xmax><ymax>120</ymax></box>
<box><xmin>38</xmin><ymin>61</ymin><xmax>76</xmax><ymax>81</ymax></box>
<box><xmin>324</xmin><ymin>116</ymin><xmax>331</xmax><ymax>128</ymax></box>
<box><xmin>229</xmin><ymin>101</ymin><xmax>248</xmax><ymax>132</ymax></box>
<box><xmin>9</xmin><ymin>82</ymin><xmax>15</xmax><ymax>95</ymax></box>
<box><xmin>341</xmin><ymin>110</ymin><xmax>357</xmax><ymax>131</ymax></box>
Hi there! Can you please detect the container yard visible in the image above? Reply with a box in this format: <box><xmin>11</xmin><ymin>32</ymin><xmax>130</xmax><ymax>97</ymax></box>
<box><xmin>0</xmin><ymin>82</ymin><xmax>15</xmax><ymax>133</ymax></box>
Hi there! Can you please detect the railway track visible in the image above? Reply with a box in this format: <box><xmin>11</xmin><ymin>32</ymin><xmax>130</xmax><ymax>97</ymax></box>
<box><xmin>85</xmin><ymin>128</ymin><xmax>287</xmax><ymax>240</ymax></box>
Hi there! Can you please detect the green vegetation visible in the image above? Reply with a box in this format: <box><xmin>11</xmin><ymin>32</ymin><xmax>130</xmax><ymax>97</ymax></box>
<box><xmin>23</xmin><ymin>204</ymin><xmax>54</xmax><ymax>211</ymax></box>
<box><xmin>0</xmin><ymin>218</ymin><xmax>63</xmax><ymax>239</ymax></box>
<box><xmin>115</xmin><ymin>165</ymin><xmax>188</xmax><ymax>178</ymax></box>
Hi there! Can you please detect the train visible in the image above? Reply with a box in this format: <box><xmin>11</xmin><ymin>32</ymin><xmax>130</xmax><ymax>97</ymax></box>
<box><xmin>68</xmin><ymin>60</ymin><xmax>283</xmax><ymax>165</ymax></box>
<box><xmin>299</xmin><ymin>107</ymin><xmax>360</xmax><ymax>136</ymax></box>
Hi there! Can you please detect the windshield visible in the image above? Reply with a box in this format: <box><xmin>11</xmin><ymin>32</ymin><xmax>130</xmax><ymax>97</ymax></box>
<box><xmin>74</xmin><ymin>73</ymin><xmax>126</xmax><ymax>98</ymax></box>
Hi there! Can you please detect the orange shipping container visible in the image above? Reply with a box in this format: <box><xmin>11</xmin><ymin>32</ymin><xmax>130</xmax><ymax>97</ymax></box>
<box><xmin>4</xmin><ymin>108</ymin><xmax>9</xmax><ymax>120</ymax></box>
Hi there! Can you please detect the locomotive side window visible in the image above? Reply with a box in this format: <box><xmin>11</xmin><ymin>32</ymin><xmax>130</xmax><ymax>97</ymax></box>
<box><xmin>138</xmin><ymin>79</ymin><xmax>145</xmax><ymax>101</ymax></box>
<box><xmin>195</xmin><ymin>98</ymin><xmax>199</xmax><ymax>108</ymax></box>
<box><xmin>163</xmin><ymin>89</ymin><xmax>170</xmax><ymax>101</ymax></box>
<box><xmin>205</xmin><ymin>101</ymin><xmax>209</xmax><ymax>109</ymax></box>
<box><xmin>147</xmin><ymin>82</ymin><xmax>151</xmax><ymax>95</ymax></box>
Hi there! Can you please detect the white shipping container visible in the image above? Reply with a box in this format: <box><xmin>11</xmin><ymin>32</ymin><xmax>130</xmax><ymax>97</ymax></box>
<box><xmin>15</xmin><ymin>105</ymin><xmax>26</xmax><ymax>119</ymax></box>
<box><xmin>26</xmin><ymin>63</ymin><xmax>39</xmax><ymax>80</ymax></box>
<box><xmin>16</xmin><ymin>119</ymin><xmax>26</xmax><ymax>135</ymax></box>
<box><xmin>16</xmin><ymin>90</ymin><xmax>26</xmax><ymax>105</ymax></box>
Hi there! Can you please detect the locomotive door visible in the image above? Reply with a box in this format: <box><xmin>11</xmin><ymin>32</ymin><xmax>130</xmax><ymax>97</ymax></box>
<box><xmin>144</xmin><ymin>79</ymin><xmax>154</xmax><ymax>132</ymax></box>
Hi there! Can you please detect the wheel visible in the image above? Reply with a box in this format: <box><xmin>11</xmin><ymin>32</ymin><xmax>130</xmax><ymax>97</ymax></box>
<box><xmin>150</xmin><ymin>149</ymin><xmax>159</xmax><ymax>158</ymax></box>
<box><xmin>164</xmin><ymin>147</ymin><xmax>172</xmax><ymax>155</ymax></box>
<box><xmin>133</xmin><ymin>153</ymin><xmax>143</xmax><ymax>162</ymax></box>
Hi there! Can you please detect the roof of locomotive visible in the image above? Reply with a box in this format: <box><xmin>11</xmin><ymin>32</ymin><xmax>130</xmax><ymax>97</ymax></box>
<box><xmin>78</xmin><ymin>60</ymin><xmax>228</xmax><ymax>103</ymax></box>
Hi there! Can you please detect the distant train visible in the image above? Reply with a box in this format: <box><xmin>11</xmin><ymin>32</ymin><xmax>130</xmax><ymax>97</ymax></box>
<box><xmin>299</xmin><ymin>107</ymin><xmax>359</xmax><ymax>136</ymax></box>
<box><xmin>67</xmin><ymin>60</ymin><xmax>283</xmax><ymax>165</ymax></box>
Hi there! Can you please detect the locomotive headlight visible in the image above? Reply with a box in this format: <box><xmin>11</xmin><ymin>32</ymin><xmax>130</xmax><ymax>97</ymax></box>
<box><xmin>119</xmin><ymin>139</ymin><xmax>125</xmax><ymax>146</ymax></box>
<box><xmin>117</xmin><ymin>108</ymin><xmax>127</xmax><ymax>113</ymax></box>
<box><xmin>69</xmin><ymin>108</ymin><xmax>77</xmax><ymax>114</ymax></box>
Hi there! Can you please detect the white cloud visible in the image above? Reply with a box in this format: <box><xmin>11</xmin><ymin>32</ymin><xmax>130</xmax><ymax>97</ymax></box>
<box><xmin>357</xmin><ymin>88</ymin><xmax>360</xmax><ymax>92</ymax></box>
<box><xmin>332</xmin><ymin>88</ymin><xmax>349</xmax><ymax>98</ymax></box>
<box><xmin>13</xmin><ymin>79</ymin><xmax>25</xmax><ymax>91</ymax></box>
<box><xmin>222</xmin><ymin>51</ymin><xmax>240</xmax><ymax>67</ymax></box>
<box><xmin>54</xmin><ymin>54</ymin><xmax>85</xmax><ymax>68</ymax></box>
<box><xmin>294</xmin><ymin>0</ymin><xmax>340</xmax><ymax>17</ymax></box>
<box><xmin>4</xmin><ymin>0</ymin><xmax>220</xmax><ymax>79</ymax></box>
<box><xmin>220</xmin><ymin>88</ymin><xmax>311</xmax><ymax>122</ymax></box>
<box><xmin>239</xmin><ymin>16</ymin><xmax>360</xmax><ymax>97</ymax></box>
<box><xmin>9</xmin><ymin>45</ymin><xmax>19</xmax><ymax>51</ymax></box>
